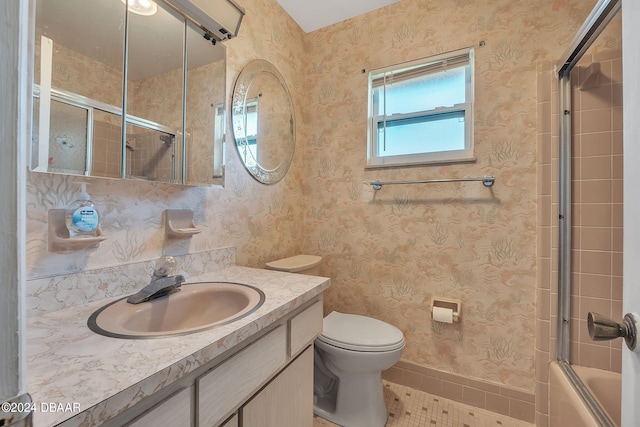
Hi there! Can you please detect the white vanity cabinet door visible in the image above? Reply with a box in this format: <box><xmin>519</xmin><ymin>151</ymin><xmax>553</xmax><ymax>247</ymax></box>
<box><xmin>127</xmin><ymin>387</ymin><xmax>192</xmax><ymax>427</ymax></box>
<box><xmin>198</xmin><ymin>326</ymin><xmax>286</xmax><ymax>427</ymax></box>
<box><xmin>241</xmin><ymin>345</ymin><xmax>313</xmax><ymax>427</ymax></box>
<box><xmin>289</xmin><ymin>300</ymin><xmax>323</xmax><ymax>357</ymax></box>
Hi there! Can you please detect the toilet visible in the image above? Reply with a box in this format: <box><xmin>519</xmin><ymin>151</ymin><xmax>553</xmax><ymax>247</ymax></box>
<box><xmin>266</xmin><ymin>255</ymin><xmax>405</xmax><ymax>427</ymax></box>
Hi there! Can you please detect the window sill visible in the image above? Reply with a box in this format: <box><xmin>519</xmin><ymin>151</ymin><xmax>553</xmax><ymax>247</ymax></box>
<box><xmin>365</xmin><ymin>156</ymin><xmax>477</xmax><ymax>169</ymax></box>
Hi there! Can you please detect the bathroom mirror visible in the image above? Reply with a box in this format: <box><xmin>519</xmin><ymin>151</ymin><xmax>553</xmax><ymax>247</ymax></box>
<box><xmin>232</xmin><ymin>59</ymin><xmax>295</xmax><ymax>184</ymax></box>
<box><xmin>32</xmin><ymin>0</ymin><xmax>227</xmax><ymax>186</ymax></box>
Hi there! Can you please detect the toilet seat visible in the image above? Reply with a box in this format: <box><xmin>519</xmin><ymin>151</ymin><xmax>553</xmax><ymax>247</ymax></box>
<box><xmin>317</xmin><ymin>311</ymin><xmax>405</xmax><ymax>352</ymax></box>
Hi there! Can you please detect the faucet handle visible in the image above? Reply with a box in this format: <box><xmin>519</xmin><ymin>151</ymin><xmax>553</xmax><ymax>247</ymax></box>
<box><xmin>153</xmin><ymin>255</ymin><xmax>177</xmax><ymax>278</ymax></box>
<box><xmin>587</xmin><ymin>312</ymin><xmax>637</xmax><ymax>351</ymax></box>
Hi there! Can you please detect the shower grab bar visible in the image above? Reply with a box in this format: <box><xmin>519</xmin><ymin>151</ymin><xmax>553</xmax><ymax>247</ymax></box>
<box><xmin>365</xmin><ymin>175</ymin><xmax>495</xmax><ymax>190</ymax></box>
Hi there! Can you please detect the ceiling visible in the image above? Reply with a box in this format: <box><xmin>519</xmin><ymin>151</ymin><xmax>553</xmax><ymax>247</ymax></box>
<box><xmin>275</xmin><ymin>0</ymin><xmax>402</xmax><ymax>33</ymax></box>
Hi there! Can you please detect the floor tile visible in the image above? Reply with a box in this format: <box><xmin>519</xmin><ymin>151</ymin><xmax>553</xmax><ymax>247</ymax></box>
<box><xmin>312</xmin><ymin>381</ymin><xmax>534</xmax><ymax>427</ymax></box>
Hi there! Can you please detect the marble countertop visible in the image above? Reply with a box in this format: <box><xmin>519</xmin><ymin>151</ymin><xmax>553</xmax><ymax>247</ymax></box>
<box><xmin>26</xmin><ymin>266</ymin><xmax>329</xmax><ymax>427</ymax></box>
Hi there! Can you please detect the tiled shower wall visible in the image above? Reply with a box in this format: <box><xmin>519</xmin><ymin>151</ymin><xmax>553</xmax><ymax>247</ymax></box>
<box><xmin>569</xmin><ymin>49</ymin><xmax>624</xmax><ymax>372</ymax></box>
<box><xmin>535</xmin><ymin>60</ymin><xmax>555</xmax><ymax>427</ymax></box>
<box><xmin>536</xmin><ymin>44</ymin><xmax>623</xmax><ymax>427</ymax></box>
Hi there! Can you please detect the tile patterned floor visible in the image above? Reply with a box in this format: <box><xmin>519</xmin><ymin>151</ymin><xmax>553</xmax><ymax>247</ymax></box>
<box><xmin>313</xmin><ymin>381</ymin><xmax>534</xmax><ymax>427</ymax></box>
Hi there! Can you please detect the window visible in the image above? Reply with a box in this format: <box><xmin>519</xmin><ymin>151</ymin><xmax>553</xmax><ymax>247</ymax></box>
<box><xmin>367</xmin><ymin>47</ymin><xmax>474</xmax><ymax>167</ymax></box>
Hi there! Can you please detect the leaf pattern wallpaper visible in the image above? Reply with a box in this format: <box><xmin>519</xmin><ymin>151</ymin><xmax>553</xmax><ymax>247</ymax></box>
<box><xmin>26</xmin><ymin>0</ymin><xmax>613</xmax><ymax>395</ymax></box>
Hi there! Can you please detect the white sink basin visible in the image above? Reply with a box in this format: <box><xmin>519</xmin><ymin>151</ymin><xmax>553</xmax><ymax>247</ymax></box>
<box><xmin>88</xmin><ymin>282</ymin><xmax>265</xmax><ymax>338</ymax></box>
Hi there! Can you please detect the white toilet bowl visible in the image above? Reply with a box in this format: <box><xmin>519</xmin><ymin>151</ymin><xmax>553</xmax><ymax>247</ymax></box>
<box><xmin>313</xmin><ymin>311</ymin><xmax>405</xmax><ymax>427</ymax></box>
<box><xmin>265</xmin><ymin>255</ymin><xmax>405</xmax><ymax>427</ymax></box>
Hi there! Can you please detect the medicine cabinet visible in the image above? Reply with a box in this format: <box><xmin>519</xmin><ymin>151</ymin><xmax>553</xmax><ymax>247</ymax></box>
<box><xmin>31</xmin><ymin>0</ymin><xmax>228</xmax><ymax>186</ymax></box>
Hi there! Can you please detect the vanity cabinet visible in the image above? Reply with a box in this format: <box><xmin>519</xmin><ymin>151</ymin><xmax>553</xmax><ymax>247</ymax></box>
<box><xmin>242</xmin><ymin>346</ymin><xmax>313</xmax><ymax>427</ymax></box>
<box><xmin>197</xmin><ymin>325</ymin><xmax>287</xmax><ymax>426</ymax></box>
<box><xmin>116</xmin><ymin>298</ymin><xmax>323</xmax><ymax>427</ymax></box>
<box><xmin>127</xmin><ymin>387</ymin><xmax>192</xmax><ymax>427</ymax></box>
<box><xmin>289</xmin><ymin>300</ymin><xmax>323</xmax><ymax>356</ymax></box>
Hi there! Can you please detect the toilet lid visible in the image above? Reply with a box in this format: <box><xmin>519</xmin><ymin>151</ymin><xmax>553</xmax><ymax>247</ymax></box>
<box><xmin>317</xmin><ymin>311</ymin><xmax>405</xmax><ymax>352</ymax></box>
<box><xmin>265</xmin><ymin>255</ymin><xmax>322</xmax><ymax>272</ymax></box>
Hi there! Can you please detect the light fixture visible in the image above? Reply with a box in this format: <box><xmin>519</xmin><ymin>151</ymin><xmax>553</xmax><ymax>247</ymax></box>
<box><xmin>163</xmin><ymin>0</ymin><xmax>245</xmax><ymax>40</ymax></box>
<box><xmin>121</xmin><ymin>0</ymin><xmax>158</xmax><ymax>16</ymax></box>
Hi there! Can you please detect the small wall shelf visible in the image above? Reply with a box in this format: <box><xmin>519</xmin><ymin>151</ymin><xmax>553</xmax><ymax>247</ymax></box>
<box><xmin>165</xmin><ymin>209</ymin><xmax>201</xmax><ymax>239</ymax></box>
<box><xmin>48</xmin><ymin>209</ymin><xmax>106</xmax><ymax>252</ymax></box>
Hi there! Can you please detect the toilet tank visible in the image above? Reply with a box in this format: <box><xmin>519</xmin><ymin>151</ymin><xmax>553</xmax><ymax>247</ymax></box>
<box><xmin>265</xmin><ymin>255</ymin><xmax>322</xmax><ymax>276</ymax></box>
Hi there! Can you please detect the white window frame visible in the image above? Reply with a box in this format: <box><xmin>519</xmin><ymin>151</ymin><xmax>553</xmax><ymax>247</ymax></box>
<box><xmin>366</xmin><ymin>47</ymin><xmax>475</xmax><ymax>168</ymax></box>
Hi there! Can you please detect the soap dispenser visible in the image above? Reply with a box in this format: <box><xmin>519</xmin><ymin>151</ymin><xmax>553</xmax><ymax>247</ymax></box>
<box><xmin>66</xmin><ymin>182</ymin><xmax>100</xmax><ymax>238</ymax></box>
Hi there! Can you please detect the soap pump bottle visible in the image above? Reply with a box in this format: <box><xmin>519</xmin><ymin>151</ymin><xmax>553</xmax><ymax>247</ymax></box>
<box><xmin>66</xmin><ymin>182</ymin><xmax>100</xmax><ymax>238</ymax></box>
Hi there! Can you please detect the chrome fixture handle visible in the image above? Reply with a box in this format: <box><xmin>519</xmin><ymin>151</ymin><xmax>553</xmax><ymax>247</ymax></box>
<box><xmin>153</xmin><ymin>255</ymin><xmax>177</xmax><ymax>278</ymax></box>
<box><xmin>587</xmin><ymin>312</ymin><xmax>637</xmax><ymax>351</ymax></box>
<box><xmin>127</xmin><ymin>256</ymin><xmax>184</xmax><ymax>304</ymax></box>
<box><xmin>127</xmin><ymin>274</ymin><xmax>186</xmax><ymax>304</ymax></box>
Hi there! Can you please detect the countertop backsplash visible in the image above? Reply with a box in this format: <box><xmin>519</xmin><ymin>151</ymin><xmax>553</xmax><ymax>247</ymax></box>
<box><xmin>26</xmin><ymin>247</ymin><xmax>236</xmax><ymax>318</ymax></box>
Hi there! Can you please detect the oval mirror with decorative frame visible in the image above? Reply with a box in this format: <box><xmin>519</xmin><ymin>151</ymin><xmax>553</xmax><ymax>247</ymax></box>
<box><xmin>231</xmin><ymin>59</ymin><xmax>295</xmax><ymax>184</ymax></box>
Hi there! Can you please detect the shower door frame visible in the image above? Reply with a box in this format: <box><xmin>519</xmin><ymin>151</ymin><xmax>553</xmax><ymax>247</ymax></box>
<box><xmin>555</xmin><ymin>0</ymin><xmax>622</xmax><ymax>426</ymax></box>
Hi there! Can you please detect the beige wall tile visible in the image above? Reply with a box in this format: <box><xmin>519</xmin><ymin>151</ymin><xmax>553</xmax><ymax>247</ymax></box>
<box><xmin>462</xmin><ymin>386</ymin><xmax>486</xmax><ymax>409</ymax></box>
<box><xmin>580</xmin><ymin>132</ymin><xmax>612</xmax><ymax>157</ymax></box>
<box><xmin>580</xmin><ymin>179</ymin><xmax>612</xmax><ymax>203</ymax></box>
<box><xmin>538</xmin><ymin>102</ymin><xmax>552</xmax><ymax>133</ymax></box>
<box><xmin>440</xmin><ymin>380</ymin><xmax>463</xmax><ymax>402</ymax></box>
<box><xmin>612</xmin><ymin>130</ymin><xmax>623</xmax><ymax>154</ymax></box>
<box><xmin>466</xmin><ymin>378</ymin><xmax>500</xmax><ymax>394</ymax></box>
<box><xmin>536</xmin><ymin>412</ymin><xmax>549</xmax><ymax>427</ymax></box>
<box><xmin>580</xmin><ymin>274</ymin><xmax>612</xmax><ymax>299</ymax></box>
<box><xmin>611</xmin><ymin>348</ymin><xmax>622</xmax><ymax>373</ymax></box>
<box><xmin>612</xmin><ymin>203</ymin><xmax>623</xmax><ymax>227</ymax></box>
<box><xmin>536</xmin><ymin>319</ymin><xmax>550</xmax><ymax>352</ymax></box>
<box><xmin>537</xmin><ymin>257</ymin><xmax>551</xmax><ymax>291</ymax></box>
<box><xmin>580</xmin><ymin>84</ymin><xmax>612</xmax><ymax>111</ymax></box>
<box><xmin>612</xmin><ymin>276</ymin><xmax>623</xmax><ymax>300</ymax></box>
<box><xmin>580</xmin><ymin>156</ymin><xmax>611</xmax><ymax>180</ymax></box>
<box><xmin>580</xmin><ymin>204</ymin><xmax>611</xmax><ymax>227</ymax></box>
<box><xmin>611</xmin><ymin>58</ymin><xmax>622</xmax><ymax>83</ymax></box>
<box><xmin>383</xmin><ymin>366</ymin><xmax>404</xmax><ymax>384</ymax></box>
<box><xmin>538</xmin><ymin>71</ymin><xmax>552</xmax><ymax>103</ymax></box>
<box><xmin>580</xmin><ymin>109</ymin><xmax>611</xmax><ymax>133</ymax></box>
<box><xmin>612</xmin><ymin>84</ymin><xmax>623</xmax><ymax>107</ymax></box>
<box><xmin>612</xmin><ymin>156</ymin><xmax>623</xmax><ymax>179</ymax></box>
<box><xmin>580</xmin><ymin>227</ymin><xmax>612</xmax><ymax>251</ymax></box>
<box><xmin>486</xmin><ymin>392</ymin><xmax>510</xmax><ymax>417</ymax></box>
<box><xmin>579</xmin><ymin>296</ymin><xmax>612</xmax><ymax>320</ymax></box>
<box><xmin>510</xmin><ymin>399</ymin><xmax>535</xmax><ymax>423</ymax></box>
<box><xmin>579</xmin><ymin>343</ymin><xmax>611</xmax><ymax>370</ymax></box>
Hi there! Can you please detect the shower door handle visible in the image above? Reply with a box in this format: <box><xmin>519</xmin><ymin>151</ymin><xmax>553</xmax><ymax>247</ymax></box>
<box><xmin>587</xmin><ymin>312</ymin><xmax>637</xmax><ymax>351</ymax></box>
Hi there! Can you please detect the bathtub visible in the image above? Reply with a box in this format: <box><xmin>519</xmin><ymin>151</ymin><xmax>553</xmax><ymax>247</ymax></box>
<box><xmin>549</xmin><ymin>361</ymin><xmax>621</xmax><ymax>427</ymax></box>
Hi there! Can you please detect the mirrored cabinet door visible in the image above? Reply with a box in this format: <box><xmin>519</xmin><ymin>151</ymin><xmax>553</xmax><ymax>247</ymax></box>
<box><xmin>126</xmin><ymin>5</ymin><xmax>185</xmax><ymax>183</ymax></box>
<box><xmin>31</xmin><ymin>0</ymin><xmax>227</xmax><ymax>187</ymax></box>
<box><xmin>33</xmin><ymin>0</ymin><xmax>125</xmax><ymax>177</ymax></box>
<box><xmin>185</xmin><ymin>22</ymin><xmax>227</xmax><ymax>186</ymax></box>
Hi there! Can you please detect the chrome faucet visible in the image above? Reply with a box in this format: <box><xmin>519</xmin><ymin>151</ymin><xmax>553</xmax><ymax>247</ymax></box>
<box><xmin>127</xmin><ymin>256</ymin><xmax>186</xmax><ymax>304</ymax></box>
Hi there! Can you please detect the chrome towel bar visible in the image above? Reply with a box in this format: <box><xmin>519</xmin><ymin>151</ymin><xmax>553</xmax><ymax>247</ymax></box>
<box><xmin>365</xmin><ymin>175</ymin><xmax>495</xmax><ymax>190</ymax></box>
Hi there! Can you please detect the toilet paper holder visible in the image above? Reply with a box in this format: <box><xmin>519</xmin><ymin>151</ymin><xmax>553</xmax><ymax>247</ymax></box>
<box><xmin>431</xmin><ymin>297</ymin><xmax>461</xmax><ymax>323</ymax></box>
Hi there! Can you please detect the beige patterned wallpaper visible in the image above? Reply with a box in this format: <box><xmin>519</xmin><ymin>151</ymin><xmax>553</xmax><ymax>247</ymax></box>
<box><xmin>27</xmin><ymin>0</ymin><xmax>605</xmax><ymax>395</ymax></box>
<box><xmin>300</xmin><ymin>0</ymin><xmax>599</xmax><ymax>391</ymax></box>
